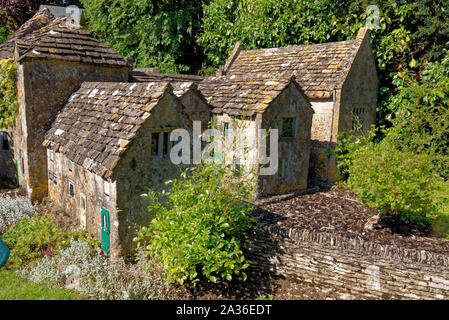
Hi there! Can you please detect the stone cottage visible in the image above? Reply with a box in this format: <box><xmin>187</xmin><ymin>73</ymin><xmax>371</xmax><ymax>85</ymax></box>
<box><xmin>4</xmin><ymin>10</ymin><xmax>131</xmax><ymax>202</ymax></box>
<box><xmin>43</xmin><ymin>81</ymin><xmax>192</xmax><ymax>257</ymax></box>
<box><xmin>198</xmin><ymin>74</ymin><xmax>314</xmax><ymax>197</ymax></box>
<box><xmin>218</xmin><ymin>28</ymin><xmax>378</xmax><ymax>185</ymax></box>
<box><xmin>131</xmin><ymin>69</ymin><xmax>211</xmax><ymax>132</ymax></box>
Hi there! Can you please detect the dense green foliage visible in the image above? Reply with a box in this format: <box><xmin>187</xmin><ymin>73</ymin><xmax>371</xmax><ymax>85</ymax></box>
<box><xmin>0</xmin><ymin>58</ymin><xmax>18</xmax><ymax>128</ymax></box>
<box><xmin>386</xmin><ymin>51</ymin><xmax>449</xmax><ymax>179</ymax></box>
<box><xmin>135</xmin><ymin>164</ymin><xmax>257</xmax><ymax>285</ymax></box>
<box><xmin>2</xmin><ymin>214</ymin><xmax>96</xmax><ymax>270</ymax></box>
<box><xmin>80</xmin><ymin>0</ymin><xmax>204</xmax><ymax>73</ymax></box>
<box><xmin>346</xmin><ymin>139</ymin><xmax>440</xmax><ymax>227</ymax></box>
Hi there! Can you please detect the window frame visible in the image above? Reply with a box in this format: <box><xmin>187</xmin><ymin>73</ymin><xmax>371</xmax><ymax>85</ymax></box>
<box><xmin>104</xmin><ymin>180</ymin><xmax>110</xmax><ymax>197</ymax></box>
<box><xmin>68</xmin><ymin>179</ymin><xmax>75</xmax><ymax>197</ymax></box>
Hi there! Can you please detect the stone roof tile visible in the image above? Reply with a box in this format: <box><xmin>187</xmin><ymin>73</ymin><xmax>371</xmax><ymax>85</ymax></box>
<box><xmin>43</xmin><ymin>81</ymin><xmax>172</xmax><ymax>178</ymax></box>
<box><xmin>224</xmin><ymin>38</ymin><xmax>364</xmax><ymax>99</ymax></box>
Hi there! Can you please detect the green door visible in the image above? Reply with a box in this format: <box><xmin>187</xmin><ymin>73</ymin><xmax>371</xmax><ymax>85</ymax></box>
<box><xmin>101</xmin><ymin>208</ymin><xmax>110</xmax><ymax>255</ymax></box>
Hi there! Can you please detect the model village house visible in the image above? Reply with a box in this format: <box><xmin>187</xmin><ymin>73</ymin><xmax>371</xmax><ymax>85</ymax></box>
<box><xmin>0</xmin><ymin>9</ymin><xmax>377</xmax><ymax>257</ymax></box>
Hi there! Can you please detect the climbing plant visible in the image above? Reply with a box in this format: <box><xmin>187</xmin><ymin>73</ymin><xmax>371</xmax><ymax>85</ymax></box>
<box><xmin>0</xmin><ymin>58</ymin><xmax>18</xmax><ymax>129</ymax></box>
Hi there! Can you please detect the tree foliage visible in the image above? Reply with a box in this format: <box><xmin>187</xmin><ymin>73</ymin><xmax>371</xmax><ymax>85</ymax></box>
<box><xmin>80</xmin><ymin>0</ymin><xmax>205</xmax><ymax>74</ymax></box>
<box><xmin>0</xmin><ymin>58</ymin><xmax>18</xmax><ymax>129</ymax></box>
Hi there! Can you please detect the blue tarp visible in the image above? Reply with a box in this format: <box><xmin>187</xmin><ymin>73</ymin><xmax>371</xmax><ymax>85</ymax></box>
<box><xmin>0</xmin><ymin>237</ymin><xmax>10</xmax><ymax>268</ymax></box>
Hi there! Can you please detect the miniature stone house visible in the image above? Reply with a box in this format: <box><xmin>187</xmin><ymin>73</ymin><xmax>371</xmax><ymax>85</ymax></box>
<box><xmin>131</xmin><ymin>69</ymin><xmax>211</xmax><ymax>132</ymax></box>
<box><xmin>198</xmin><ymin>74</ymin><xmax>314</xmax><ymax>197</ymax></box>
<box><xmin>218</xmin><ymin>28</ymin><xmax>378</xmax><ymax>185</ymax></box>
<box><xmin>4</xmin><ymin>10</ymin><xmax>131</xmax><ymax>202</ymax></box>
<box><xmin>43</xmin><ymin>82</ymin><xmax>192</xmax><ymax>257</ymax></box>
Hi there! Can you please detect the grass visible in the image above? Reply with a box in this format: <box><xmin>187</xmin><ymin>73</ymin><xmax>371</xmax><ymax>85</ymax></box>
<box><xmin>0</xmin><ymin>269</ymin><xmax>89</xmax><ymax>300</ymax></box>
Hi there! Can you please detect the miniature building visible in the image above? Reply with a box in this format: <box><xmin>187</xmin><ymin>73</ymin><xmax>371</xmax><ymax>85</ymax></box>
<box><xmin>131</xmin><ymin>69</ymin><xmax>210</xmax><ymax>132</ymax></box>
<box><xmin>198</xmin><ymin>74</ymin><xmax>314</xmax><ymax>197</ymax></box>
<box><xmin>218</xmin><ymin>28</ymin><xmax>378</xmax><ymax>185</ymax></box>
<box><xmin>6</xmin><ymin>10</ymin><xmax>131</xmax><ymax>202</ymax></box>
<box><xmin>43</xmin><ymin>82</ymin><xmax>192</xmax><ymax>257</ymax></box>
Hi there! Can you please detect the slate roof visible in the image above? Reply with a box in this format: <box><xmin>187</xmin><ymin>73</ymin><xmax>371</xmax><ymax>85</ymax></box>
<box><xmin>198</xmin><ymin>74</ymin><xmax>307</xmax><ymax>116</ymax></box>
<box><xmin>0</xmin><ymin>9</ymin><xmax>55</xmax><ymax>59</ymax></box>
<box><xmin>13</xmin><ymin>12</ymin><xmax>128</xmax><ymax>67</ymax></box>
<box><xmin>43</xmin><ymin>81</ymin><xmax>173</xmax><ymax>178</ymax></box>
<box><xmin>131</xmin><ymin>69</ymin><xmax>204</xmax><ymax>83</ymax></box>
<box><xmin>223</xmin><ymin>30</ymin><xmax>368</xmax><ymax>99</ymax></box>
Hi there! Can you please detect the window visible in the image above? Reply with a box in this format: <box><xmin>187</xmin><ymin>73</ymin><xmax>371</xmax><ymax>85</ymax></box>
<box><xmin>1</xmin><ymin>132</ymin><xmax>10</xmax><ymax>151</ymax></box>
<box><xmin>68</xmin><ymin>180</ymin><xmax>75</xmax><ymax>197</ymax></box>
<box><xmin>152</xmin><ymin>131</ymin><xmax>171</xmax><ymax>157</ymax></box>
<box><xmin>53</xmin><ymin>173</ymin><xmax>57</xmax><ymax>185</ymax></box>
<box><xmin>221</xmin><ymin>122</ymin><xmax>230</xmax><ymax>137</ymax></box>
<box><xmin>281</xmin><ymin>117</ymin><xmax>297</xmax><ymax>138</ymax></box>
<box><xmin>277</xmin><ymin>159</ymin><xmax>285</xmax><ymax>179</ymax></box>
<box><xmin>48</xmin><ymin>170</ymin><xmax>53</xmax><ymax>180</ymax></box>
<box><xmin>50</xmin><ymin>151</ymin><xmax>54</xmax><ymax>162</ymax></box>
<box><xmin>352</xmin><ymin>108</ymin><xmax>366</xmax><ymax>130</ymax></box>
<box><xmin>68</xmin><ymin>160</ymin><xmax>73</xmax><ymax>172</ymax></box>
<box><xmin>151</xmin><ymin>133</ymin><xmax>159</xmax><ymax>156</ymax></box>
<box><xmin>81</xmin><ymin>195</ymin><xmax>86</xmax><ymax>211</ymax></box>
<box><xmin>104</xmin><ymin>181</ymin><xmax>110</xmax><ymax>196</ymax></box>
<box><xmin>163</xmin><ymin>132</ymin><xmax>169</xmax><ymax>156</ymax></box>
<box><xmin>18</xmin><ymin>115</ymin><xmax>22</xmax><ymax>135</ymax></box>
<box><xmin>233</xmin><ymin>158</ymin><xmax>242</xmax><ymax>177</ymax></box>
<box><xmin>20</xmin><ymin>151</ymin><xmax>24</xmax><ymax>174</ymax></box>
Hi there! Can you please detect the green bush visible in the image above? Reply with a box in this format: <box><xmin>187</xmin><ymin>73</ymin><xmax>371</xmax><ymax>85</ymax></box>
<box><xmin>2</xmin><ymin>215</ymin><xmax>96</xmax><ymax>270</ymax></box>
<box><xmin>346</xmin><ymin>139</ymin><xmax>440</xmax><ymax>227</ymax></box>
<box><xmin>0</xmin><ymin>58</ymin><xmax>18</xmax><ymax>128</ymax></box>
<box><xmin>135</xmin><ymin>164</ymin><xmax>257</xmax><ymax>285</ymax></box>
<box><xmin>386</xmin><ymin>51</ymin><xmax>449</xmax><ymax>179</ymax></box>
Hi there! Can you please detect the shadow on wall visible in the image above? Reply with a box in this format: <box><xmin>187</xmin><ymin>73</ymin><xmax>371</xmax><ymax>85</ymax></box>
<box><xmin>0</xmin><ymin>131</ymin><xmax>16</xmax><ymax>187</ymax></box>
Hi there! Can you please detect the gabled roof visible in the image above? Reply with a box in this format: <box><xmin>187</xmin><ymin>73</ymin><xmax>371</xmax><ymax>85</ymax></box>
<box><xmin>0</xmin><ymin>9</ymin><xmax>55</xmax><ymax>60</ymax></box>
<box><xmin>221</xmin><ymin>28</ymin><xmax>370</xmax><ymax>99</ymax></box>
<box><xmin>14</xmin><ymin>14</ymin><xmax>129</xmax><ymax>67</ymax></box>
<box><xmin>43</xmin><ymin>81</ymin><xmax>173</xmax><ymax>178</ymax></box>
<box><xmin>131</xmin><ymin>68</ymin><xmax>204</xmax><ymax>83</ymax></box>
<box><xmin>198</xmin><ymin>74</ymin><xmax>309</xmax><ymax>116</ymax></box>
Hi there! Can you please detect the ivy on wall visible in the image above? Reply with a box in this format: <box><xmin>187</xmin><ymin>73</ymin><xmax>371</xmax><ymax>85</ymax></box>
<box><xmin>0</xmin><ymin>58</ymin><xmax>18</xmax><ymax>129</ymax></box>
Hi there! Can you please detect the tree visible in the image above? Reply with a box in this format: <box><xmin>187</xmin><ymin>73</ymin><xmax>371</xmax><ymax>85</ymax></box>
<box><xmin>80</xmin><ymin>0</ymin><xmax>205</xmax><ymax>74</ymax></box>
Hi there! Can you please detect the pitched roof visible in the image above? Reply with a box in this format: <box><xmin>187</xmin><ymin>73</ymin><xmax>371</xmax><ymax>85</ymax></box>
<box><xmin>198</xmin><ymin>74</ymin><xmax>307</xmax><ymax>116</ymax></box>
<box><xmin>15</xmin><ymin>14</ymin><xmax>129</xmax><ymax>67</ymax></box>
<box><xmin>131</xmin><ymin>69</ymin><xmax>204</xmax><ymax>83</ymax></box>
<box><xmin>43</xmin><ymin>81</ymin><xmax>173</xmax><ymax>178</ymax></box>
<box><xmin>0</xmin><ymin>9</ymin><xmax>55</xmax><ymax>60</ymax></box>
<box><xmin>222</xmin><ymin>29</ymin><xmax>369</xmax><ymax>99</ymax></box>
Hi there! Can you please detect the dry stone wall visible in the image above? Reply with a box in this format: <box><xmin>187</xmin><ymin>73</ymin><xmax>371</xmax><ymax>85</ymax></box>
<box><xmin>244</xmin><ymin>223</ymin><xmax>449</xmax><ymax>300</ymax></box>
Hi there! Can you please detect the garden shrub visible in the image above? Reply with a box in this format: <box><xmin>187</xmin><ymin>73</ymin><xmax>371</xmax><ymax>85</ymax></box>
<box><xmin>135</xmin><ymin>164</ymin><xmax>257</xmax><ymax>285</ymax></box>
<box><xmin>20</xmin><ymin>239</ymin><xmax>177</xmax><ymax>300</ymax></box>
<box><xmin>0</xmin><ymin>195</ymin><xmax>36</xmax><ymax>232</ymax></box>
<box><xmin>0</xmin><ymin>58</ymin><xmax>18</xmax><ymax>128</ymax></box>
<box><xmin>347</xmin><ymin>139</ymin><xmax>440</xmax><ymax>227</ymax></box>
<box><xmin>2</xmin><ymin>215</ymin><xmax>95</xmax><ymax>270</ymax></box>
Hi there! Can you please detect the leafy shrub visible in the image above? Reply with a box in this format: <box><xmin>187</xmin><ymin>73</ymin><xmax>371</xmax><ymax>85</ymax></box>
<box><xmin>347</xmin><ymin>139</ymin><xmax>440</xmax><ymax>227</ymax></box>
<box><xmin>135</xmin><ymin>164</ymin><xmax>257</xmax><ymax>285</ymax></box>
<box><xmin>335</xmin><ymin>127</ymin><xmax>377</xmax><ymax>182</ymax></box>
<box><xmin>0</xmin><ymin>58</ymin><xmax>18</xmax><ymax>128</ymax></box>
<box><xmin>0</xmin><ymin>194</ymin><xmax>36</xmax><ymax>232</ymax></box>
<box><xmin>20</xmin><ymin>239</ymin><xmax>176</xmax><ymax>300</ymax></box>
<box><xmin>2</xmin><ymin>215</ymin><xmax>95</xmax><ymax>270</ymax></box>
<box><xmin>386</xmin><ymin>51</ymin><xmax>449</xmax><ymax>178</ymax></box>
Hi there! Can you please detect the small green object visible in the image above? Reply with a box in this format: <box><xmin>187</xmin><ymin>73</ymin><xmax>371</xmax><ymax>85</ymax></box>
<box><xmin>101</xmin><ymin>208</ymin><xmax>110</xmax><ymax>255</ymax></box>
<box><xmin>0</xmin><ymin>237</ymin><xmax>10</xmax><ymax>269</ymax></box>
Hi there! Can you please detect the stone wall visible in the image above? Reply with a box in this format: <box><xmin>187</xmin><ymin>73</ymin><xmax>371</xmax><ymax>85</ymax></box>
<box><xmin>244</xmin><ymin>223</ymin><xmax>449</xmax><ymax>300</ymax></box>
